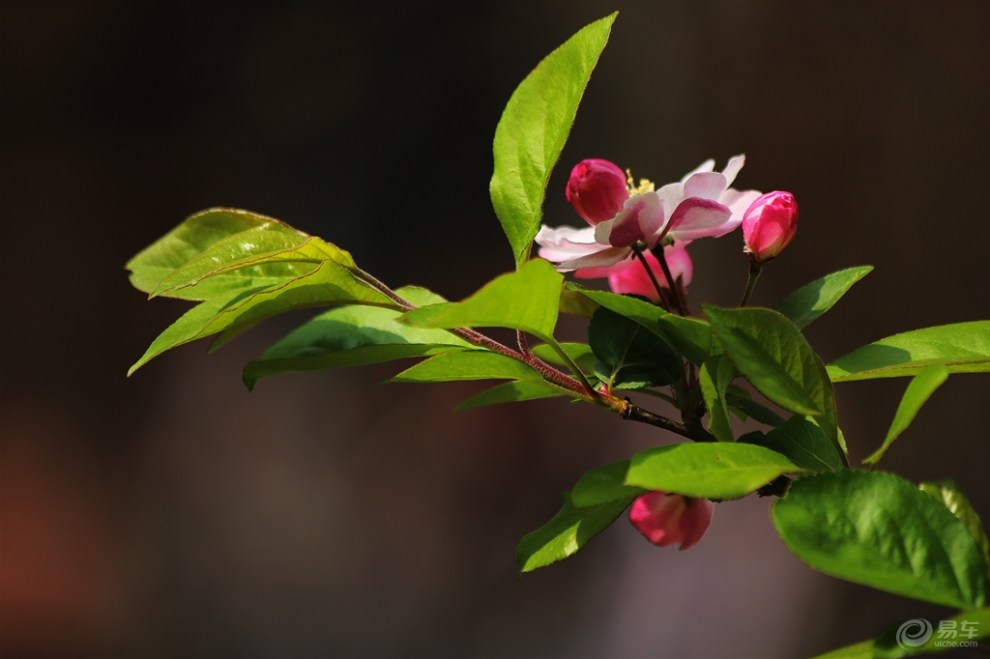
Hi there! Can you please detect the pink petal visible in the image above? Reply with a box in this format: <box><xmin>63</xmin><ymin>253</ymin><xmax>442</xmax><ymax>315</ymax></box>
<box><xmin>605</xmin><ymin>193</ymin><xmax>664</xmax><ymax>248</ymax></box>
<box><xmin>720</xmin><ymin>188</ymin><xmax>763</xmax><ymax>221</ymax></box>
<box><xmin>574</xmin><ymin>254</ymin><xmax>635</xmax><ymax>280</ymax></box>
<box><xmin>680</xmin><ymin>159</ymin><xmax>716</xmax><ymax>183</ymax></box>
<box><xmin>683</xmin><ymin>171</ymin><xmax>727</xmax><ymax>200</ymax></box>
<box><xmin>677</xmin><ymin>498</ymin><xmax>714</xmax><ymax>551</ymax></box>
<box><xmin>720</xmin><ymin>154</ymin><xmax>746</xmax><ymax>188</ymax></box>
<box><xmin>535</xmin><ymin>225</ymin><xmax>602</xmax><ymax>262</ymax></box>
<box><xmin>665</xmin><ymin>198</ymin><xmax>732</xmax><ymax>241</ymax></box>
<box><xmin>558</xmin><ymin>246</ymin><xmax>632</xmax><ymax>271</ymax></box>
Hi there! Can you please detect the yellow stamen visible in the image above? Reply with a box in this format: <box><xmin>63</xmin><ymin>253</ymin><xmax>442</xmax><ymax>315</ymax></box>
<box><xmin>625</xmin><ymin>168</ymin><xmax>655</xmax><ymax>195</ymax></box>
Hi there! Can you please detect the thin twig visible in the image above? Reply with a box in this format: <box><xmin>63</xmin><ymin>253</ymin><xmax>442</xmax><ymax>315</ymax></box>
<box><xmin>653</xmin><ymin>247</ymin><xmax>688</xmax><ymax>315</ymax></box>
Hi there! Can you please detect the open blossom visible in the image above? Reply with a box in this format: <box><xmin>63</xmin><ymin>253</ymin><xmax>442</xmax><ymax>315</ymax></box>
<box><xmin>565</xmin><ymin>159</ymin><xmax>629</xmax><ymax>225</ymax></box>
<box><xmin>628</xmin><ymin>491</ymin><xmax>714</xmax><ymax>550</ymax></box>
<box><xmin>536</xmin><ymin>155</ymin><xmax>762</xmax><ymax>271</ymax></box>
<box><xmin>742</xmin><ymin>190</ymin><xmax>798</xmax><ymax>261</ymax></box>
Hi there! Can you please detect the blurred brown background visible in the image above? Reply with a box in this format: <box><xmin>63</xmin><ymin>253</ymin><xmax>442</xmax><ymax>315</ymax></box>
<box><xmin>1</xmin><ymin>1</ymin><xmax>988</xmax><ymax>657</ymax></box>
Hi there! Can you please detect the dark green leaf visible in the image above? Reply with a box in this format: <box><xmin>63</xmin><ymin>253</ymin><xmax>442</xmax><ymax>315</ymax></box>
<box><xmin>455</xmin><ymin>380</ymin><xmax>571</xmax><ymax>412</ymax></box>
<box><xmin>626</xmin><ymin>443</ymin><xmax>802</xmax><ymax>499</ymax></box>
<box><xmin>705</xmin><ymin>306</ymin><xmax>839</xmax><ymax>449</ymax></box>
<box><xmin>863</xmin><ymin>365</ymin><xmax>949</xmax><ymax>466</ymax></box>
<box><xmin>725</xmin><ymin>386</ymin><xmax>786</xmax><ymax>426</ymax></box>
<box><xmin>699</xmin><ymin>356</ymin><xmax>736</xmax><ymax>442</ymax></box>
<box><xmin>775</xmin><ymin>266</ymin><xmax>873</xmax><ymax>329</ymax></box>
<box><xmin>516</xmin><ymin>493</ymin><xmax>632</xmax><ymax>572</ymax></box>
<box><xmin>401</xmin><ymin>259</ymin><xmax>563</xmax><ymax>342</ymax></box>
<box><xmin>827</xmin><ymin>321</ymin><xmax>990</xmax><ymax>382</ymax></box>
<box><xmin>748</xmin><ymin>415</ymin><xmax>845</xmax><ymax>472</ymax></box>
<box><xmin>772</xmin><ymin>470</ymin><xmax>988</xmax><ymax>609</ymax></box>
<box><xmin>588</xmin><ymin>307</ymin><xmax>682</xmax><ymax>391</ymax></box>
<box><xmin>491</xmin><ymin>13</ymin><xmax>617</xmax><ymax>266</ymax></box>
<box><xmin>391</xmin><ymin>351</ymin><xmax>540</xmax><ymax>383</ymax></box>
<box><xmin>243</xmin><ymin>286</ymin><xmax>474</xmax><ymax>390</ymax></box>
<box><xmin>570</xmin><ymin>286</ymin><xmax>712</xmax><ymax>364</ymax></box>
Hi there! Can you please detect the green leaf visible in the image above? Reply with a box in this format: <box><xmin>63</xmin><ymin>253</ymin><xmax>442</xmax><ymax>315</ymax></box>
<box><xmin>127</xmin><ymin>208</ymin><xmax>310</xmax><ymax>298</ymax></box>
<box><xmin>490</xmin><ymin>13</ymin><xmax>617</xmax><ymax>267</ymax></box>
<box><xmin>390</xmin><ymin>351</ymin><xmax>540</xmax><ymax>383</ymax></box>
<box><xmin>813</xmin><ymin>609</ymin><xmax>990</xmax><ymax>658</ymax></box>
<box><xmin>571</xmin><ymin>461</ymin><xmax>646</xmax><ymax>508</ymax></box>
<box><xmin>127</xmin><ymin>209</ymin><xmax>397</xmax><ymax>375</ymax></box>
<box><xmin>705</xmin><ymin>306</ymin><xmax>839</xmax><ymax>448</ymax></box>
<box><xmin>699</xmin><ymin>356</ymin><xmax>736</xmax><ymax>442</ymax></box>
<box><xmin>748</xmin><ymin>415</ymin><xmax>844</xmax><ymax>472</ymax></box>
<box><xmin>570</xmin><ymin>286</ymin><xmax>712</xmax><ymax>364</ymax></box>
<box><xmin>920</xmin><ymin>480</ymin><xmax>990</xmax><ymax>565</ymax></box>
<box><xmin>531</xmin><ymin>342</ymin><xmax>597</xmax><ymax>375</ymax></box>
<box><xmin>455</xmin><ymin>380</ymin><xmax>571</xmax><ymax>412</ymax></box>
<box><xmin>401</xmin><ymin>259</ymin><xmax>563</xmax><ymax>342</ymax></box>
<box><xmin>724</xmin><ymin>386</ymin><xmax>786</xmax><ymax>426</ymax></box>
<box><xmin>772</xmin><ymin>470</ymin><xmax>988</xmax><ymax>609</ymax></box>
<box><xmin>827</xmin><ymin>321</ymin><xmax>990</xmax><ymax>382</ymax></box>
<box><xmin>775</xmin><ymin>265</ymin><xmax>873</xmax><ymax>329</ymax></box>
<box><xmin>588</xmin><ymin>307</ymin><xmax>682</xmax><ymax>391</ymax></box>
<box><xmin>625</xmin><ymin>443</ymin><xmax>802</xmax><ymax>500</ymax></box>
<box><xmin>130</xmin><ymin>259</ymin><xmax>394</xmax><ymax>375</ymax></box>
<box><xmin>516</xmin><ymin>492</ymin><xmax>632</xmax><ymax>572</ymax></box>
<box><xmin>242</xmin><ymin>286</ymin><xmax>474</xmax><ymax>390</ymax></box>
<box><xmin>148</xmin><ymin>231</ymin><xmax>320</xmax><ymax>299</ymax></box>
<box><xmin>863</xmin><ymin>365</ymin><xmax>950</xmax><ymax>466</ymax></box>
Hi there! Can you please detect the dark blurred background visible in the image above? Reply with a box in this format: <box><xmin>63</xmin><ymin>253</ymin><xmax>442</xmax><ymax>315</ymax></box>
<box><xmin>2</xmin><ymin>1</ymin><xmax>988</xmax><ymax>657</ymax></box>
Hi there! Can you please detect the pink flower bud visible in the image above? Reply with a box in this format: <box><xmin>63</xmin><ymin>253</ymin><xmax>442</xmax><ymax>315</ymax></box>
<box><xmin>565</xmin><ymin>159</ymin><xmax>629</xmax><ymax>226</ymax></box>
<box><xmin>628</xmin><ymin>491</ymin><xmax>713</xmax><ymax>550</ymax></box>
<box><xmin>607</xmin><ymin>244</ymin><xmax>693</xmax><ymax>301</ymax></box>
<box><xmin>742</xmin><ymin>190</ymin><xmax>798</xmax><ymax>261</ymax></box>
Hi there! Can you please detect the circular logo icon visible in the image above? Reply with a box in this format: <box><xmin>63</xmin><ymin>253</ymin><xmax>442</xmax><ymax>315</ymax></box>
<box><xmin>896</xmin><ymin>618</ymin><xmax>933</xmax><ymax>648</ymax></box>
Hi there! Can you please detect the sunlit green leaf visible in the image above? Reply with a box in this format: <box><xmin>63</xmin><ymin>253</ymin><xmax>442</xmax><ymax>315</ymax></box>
<box><xmin>625</xmin><ymin>443</ymin><xmax>802</xmax><ymax>500</ymax></box>
<box><xmin>491</xmin><ymin>13</ymin><xmax>617</xmax><ymax>266</ymax></box>
<box><xmin>127</xmin><ymin>208</ymin><xmax>396</xmax><ymax>375</ymax></box>
<box><xmin>130</xmin><ymin>259</ymin><xmax>394</xmax><ymax>375</ymax></box>
<box><xmin>775</xmin><ymin>266</ymin><xmax>873</xmax><ymax>329</ymax></box>
<box><xmin>516</xmin><ymin>493</ymin><xmax>631</xmax><ymax>573</ymax></box>
<box><xmin>920</xmin><ymin>480</ymin><xmax>990</xmax><ymax>565</ymax></box>
<box><xmin>531</xmin><ymin>342</ymin><xmax>597</xmax><ymax>375</ymax></box>
<box><xmin>588</xmin><ymin>307</ymin><xmax>682</xmax><ymax>391</ymax></box>
<box><xmin>150</xmin><ymin>235</ymin><xmax>346</xmax><ymax>300</ymax></box>
<box><xmin>827</xmin><ymin>321</ymin><xmax>990</xmax><ymax>382</ymax></box>
<box><xmin>863</xmin><ymin>365</ymin><xmax>949</xmax><ymax>466</ymax></box>
<box><xmin>127</xmin><ymin>208</ymin><xmax>310</xmax><ymax>298</ymax></box>
<box><xmin>243</xmin><ymin>287</ymin><xmax>474</xmax><ymax>390</ymax></box>
<box><xmin>401</xmin><ymin>259</ymin><xmax>563</xmax><ymax>341</ymax></box>
<box><xmin>455</xmin><ymin>380</ymin><xmax>571</xmax><ymax>412</ymax></box>
<box><xmin>571</xmin><ymin>461</ymin><xmax>645</xmax><ymax>508</ymax></box>
<box><xmin>772</xmin><ymin>470</ymin><xmax>988</xmax><ymax>609</ymax></box>
<box><xmin>390</xmin><ymin>351</ymin><xmax>539</xmax><ymax>383</ymax></box>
